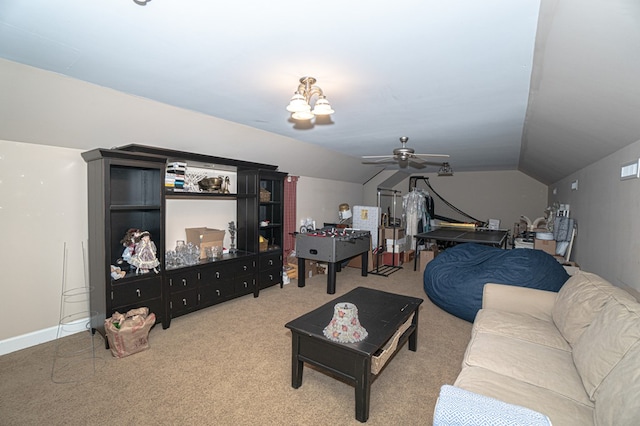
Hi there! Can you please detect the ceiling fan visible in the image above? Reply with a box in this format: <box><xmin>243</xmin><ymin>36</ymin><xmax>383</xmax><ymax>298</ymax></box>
<box><xmin>361</xmin><ymin>136</ymin><xmax>450</xmax><ymax>169</ymax></box>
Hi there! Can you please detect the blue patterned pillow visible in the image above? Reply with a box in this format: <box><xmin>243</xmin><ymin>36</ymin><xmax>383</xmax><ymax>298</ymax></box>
<box><xmin>433</xmin><ymin>385</ymin><xmax>552</xmax><ymax>426</ymax></box>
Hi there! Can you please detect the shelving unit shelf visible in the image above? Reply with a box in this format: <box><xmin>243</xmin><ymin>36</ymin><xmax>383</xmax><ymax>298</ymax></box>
<box><xmin>82</xmin><ymin>145</ymin><xmax>287</xmax><ymax>346</ymax></box>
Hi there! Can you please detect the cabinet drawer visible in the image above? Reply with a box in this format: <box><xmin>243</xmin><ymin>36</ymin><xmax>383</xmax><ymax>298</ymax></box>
<box><xmin>259</xmin><ymin>252</ymin><xmax>282</xmax><ymax>270</ymax></box>
<box><xmin>258</xmin><ymin>268</ymin><xmax>282</xmax><ymax>289</ymax></box>
<box><xmin>199</xmin><ymin>281</ymin><xmax>234</xmax><ymax>304</ymax></box>
<box><xmin>234</xmin><ymin>276</ymin><xmax>255</xmax><ymax>295</ymax></box>
<box><xmin>166</xmin><ymin>269</ymin><xmax>200</xmax><ymax>292</ymax></box>
<box><xmin>232</xmin><ymin>257</ymin><xmax>256</xmax><ymax>275</ymax></box>
<box><xmin>170</xmin><ymin>288</ymin><xmax>198</xmax><ymax>317</ymax></box>
<box><xmin>200</xmin><ymin>262</ymin><xmax>234</xmax><ymax>284</ymax></box>
<box><xmin>111</xmin><ymin>276</ymin><xmax>162</xmax><ymax>307</ymax></box>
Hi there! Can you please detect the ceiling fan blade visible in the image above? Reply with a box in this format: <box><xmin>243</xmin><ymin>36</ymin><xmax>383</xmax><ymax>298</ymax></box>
<box><xmin>361</xmin><ymin>155</ymin><xmax>394</xmax><ymax>159</ymax></box>
<box><xmin>408</xmin><ymin>160</ymin><xmax>427</xmax><ymax>169</ymax></box>
<box><xmin>362</xmin><ymin>158</ymin><xmax>396</xmax><ymax>165</ymax></box>
<box><xmin>408</xmin><ymin>156</ymin><xmax>427</xmax><ymax>163</ymax></box>
<box><xmin>413</xmin><ymin>153</ymin><xmax>450</xmax><ymax>158</ymax></box>
<box><xmin>363</xmin><ymin>156</ymin><xmax>395</xmax><ymax>163</ymax></box>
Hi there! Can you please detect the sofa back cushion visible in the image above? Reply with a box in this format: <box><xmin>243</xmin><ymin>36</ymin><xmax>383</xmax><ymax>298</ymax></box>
<box><xmin>552</xmin><ymin>271</ymin><xmax>635</xmax><ymax>346</ymax></box>
<box><xmin>593</xmin><ymin>338</ymin><xmax>640</xmax><ymax>425</ymax></box>
<box><xmin>572</xmin><ymin>296</ymin><xmax>640</xmax><ymax>401</ymax></box>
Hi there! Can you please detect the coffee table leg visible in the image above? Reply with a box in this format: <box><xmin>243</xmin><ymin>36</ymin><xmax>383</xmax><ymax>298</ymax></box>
<box><xmin>409</xmin><ymin>309</ymin><xmax>420</xmax><ymax>351</ymax></box>
<box><xmin>354</xmin><ymin>357</ymin><xmax>372</xmax><ymax>422</ymax></box>
<box><xmin>291</xmin><ymin>333</ymin><xmax>304</xmax><ymax>388</ymax></box>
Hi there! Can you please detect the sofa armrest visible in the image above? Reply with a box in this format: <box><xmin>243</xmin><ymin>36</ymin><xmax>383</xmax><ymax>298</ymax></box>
<box><xmin>482</xmin><ymin>283</ymin><xmax>558</xmax><ymax>321</ymax></box>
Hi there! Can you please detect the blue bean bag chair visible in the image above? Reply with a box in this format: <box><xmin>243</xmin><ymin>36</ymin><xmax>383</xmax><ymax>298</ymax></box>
<box><xmin>423</xmin><ymin>243</ymin><xmax>569</xmax><ymax>322</ymax></box>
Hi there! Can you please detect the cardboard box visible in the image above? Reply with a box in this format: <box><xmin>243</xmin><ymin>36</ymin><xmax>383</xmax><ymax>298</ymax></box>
<box><xmin>418</xmin><ymin>245</ymin><xmax>439</xmax><ymax>269</ymax></box>
<box><xmin>185</xmin><ymin>227</ymin><xmax>225</xmax><ymax>259</ymax></box>
<box><xmin>404</xmin><ymin>249</ymin><xmax>415</xmax><ymax>262</ymax></box>
<box><xmin>554</xmin><ymin>257</ymin><xmax>580</xmax><ymax>275</ymax></box>
<box><xmin>304</xmin><ymin>259</ymin><xmax>319</xmax><ymax>278</ymax></box>
<box><xmin>285</xmin><ymin>263</ymin><xmax>298</xmax><ymax>280</ymax></box>
<box><xmin>534</xmin><ymin>238</ymin><xmax>556</xmax><ymax>255</ymax></box>
<box><xmin>380</xmin><ymin>227</ymin><xmax>405</xmax><ymax>240</ymax></box>
<box><xmin>382</xmin><ymin>251</ymin><xmax>404</xmax><ymax>266</ymax></box>
<box><xmin>348</xmin><ymin>250</ymin><xmax>376</xmax><ymax>270</ymax></box>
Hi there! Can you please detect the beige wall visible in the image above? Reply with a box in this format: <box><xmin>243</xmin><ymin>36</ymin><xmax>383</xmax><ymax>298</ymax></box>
<box><xmin>549</xmin><ymin>138</ymin><xmax>640</xmax><ymax>293</ymax></box>
<box><xmin>0</xmin><ymin>58</ymin><xmax>377</xmax><ymax>185</ymax></box>
<box><xmin>0</xmin><ymin>141</ymin><xmax>88</xmax><ymax>350</ymax></box>
<box><xmin>296</xmin><ymin>176</ymin><xmax>364</xmax><ymax>229</ymax></box>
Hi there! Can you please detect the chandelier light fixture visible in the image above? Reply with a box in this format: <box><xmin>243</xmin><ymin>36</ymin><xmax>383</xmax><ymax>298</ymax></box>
<box><xmin>438</xmin><ymin>162</ymin><xmax>454</xmax><ymax>176</ymax></box>
<box><xmin>286</xmin><ymin>76</ymin><xmax>334</xmax><ymax>120</ymax></box>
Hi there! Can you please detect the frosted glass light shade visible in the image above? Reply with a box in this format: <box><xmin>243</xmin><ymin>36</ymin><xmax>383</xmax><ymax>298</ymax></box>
<box><xmin>292</xmin><ymin>110</ymin><xmax>314</xmax><ymax>120</ymax></box>
<box><xmin>312</xmin><ymin>97</ymin><xmax>334</xmax><ymax>115</ymax></box>
<box><xmin>286</xmin><ymin>93</ymin><xmax>310</xmax><ymax>113</ymax></box>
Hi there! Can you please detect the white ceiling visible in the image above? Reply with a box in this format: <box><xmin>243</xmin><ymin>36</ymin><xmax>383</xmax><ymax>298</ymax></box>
<box><xmin>1</xmin><ymin>0</ymin><xmax>639</xmax><ymax>184</ymax></box>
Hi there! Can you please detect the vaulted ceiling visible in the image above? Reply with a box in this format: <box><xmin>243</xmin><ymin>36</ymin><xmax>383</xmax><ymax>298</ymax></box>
<box><xmin>1</xmin><ymin>0</ymin><xmax>639</xmax><ymax>185</ymax></box>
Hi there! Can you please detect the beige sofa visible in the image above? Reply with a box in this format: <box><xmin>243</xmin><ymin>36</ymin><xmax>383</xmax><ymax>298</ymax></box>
<box><xmin>448</xmin><ymin>271</ymin><xmax>640</xmax><ymax>425</ymax></box>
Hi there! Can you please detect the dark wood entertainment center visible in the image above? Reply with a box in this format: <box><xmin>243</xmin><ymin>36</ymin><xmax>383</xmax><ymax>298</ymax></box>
<box><xmin>82</xmin><ymin>145</ymin><xmax>286</xmax><ymax>345</ymax></box>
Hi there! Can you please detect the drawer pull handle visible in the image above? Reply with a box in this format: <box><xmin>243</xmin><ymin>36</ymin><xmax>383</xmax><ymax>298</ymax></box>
<box><xmin>182</xmin><ymin>298</ymin><xmax>187</xmax><ymax>306</ymax></box>
<box><xmin>216</xmin><ymin>271</ymin><xmax>220</xmax><ymax>279</ymax></box>
<box><xmin>269</xmin><ymin>274</ymin><xmax>273</xmax><ymax>281</ymax></box>
<box><xmin>268</xmin><ymin>260</ymin><xmax>273</xmax><ymax>266</ymax></box>
<box><xmin>244</xmin><ymin>281</ymin><xmax>248</xmax><ymax>288</ymax></box>
<box><xmin>243</xmin><ymin>265</ymin><xmax>247</xmax><ymax>271</ymax></box>
<box><xmin>182</xmin><ymin>278</ymin><xmax>187</xmax><ymax>286</ymax></box>
<box><xmin>216</xmin><ymin>289</ymin><xmax>221</xmax><ymax>296</ymax></box>
<box><xmin>136</xmin><ymin>289</ymin><xmax>141</xmax><ymax>297</ymax></box>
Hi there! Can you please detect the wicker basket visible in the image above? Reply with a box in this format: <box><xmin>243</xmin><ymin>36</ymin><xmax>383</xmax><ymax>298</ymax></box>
<box><xmin>259</xmin><ymin>188</ymin><xmax>271</xmax><ymax>202</ymax></box>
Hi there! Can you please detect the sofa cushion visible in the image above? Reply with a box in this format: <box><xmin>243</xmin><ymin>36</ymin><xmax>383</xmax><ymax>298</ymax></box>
<box><xmin>463</xmin><ymin>330</ymin><xmax>590</xmax><ymax>406</ymax></box>
<box><xmin>593</xmin><ymin>339</ymin><xmax>640</xmax><ymax>425</ymax></box>
<box><xmin>454</xmin><ymin>367</ymin><xmax>595</xmax><ymax>426</ymax></box>
<box><xmin>552</xmin><ymin>271</ymin><xmax>636</xmax><ymax>346</ymax></box>
<box><xmin>474</xmin><ymin>309</ymin><xmax>570</xmax><ymax>351</ymax></box>
<box><xmin>572</xmin><ymin>296</ymin><xmax>640</xmax><ymax>401</ymax></box>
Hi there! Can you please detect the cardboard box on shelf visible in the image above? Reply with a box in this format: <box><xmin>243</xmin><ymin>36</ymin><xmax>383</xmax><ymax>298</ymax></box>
<box><xmin>534</xmin><ymin>238</ymin><xmax>556</xmax><ymax>255</ymax></box>
<box><xmin>380</xmin><ymin>227</ymin><xmax>405</xmax><ymax>240</ymax></box>
<box><xmin>185</xmin><ymin>227</ymin><xmax>225</xmax><ymax>259</ymax></box>
<box><xmin>386</xmin><ymin>244</ymin><xmax>407</xmax><ymax>254</ymax></box>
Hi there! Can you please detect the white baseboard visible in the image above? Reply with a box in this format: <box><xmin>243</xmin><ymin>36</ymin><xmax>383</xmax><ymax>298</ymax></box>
<box><xmin>0</xmin><ymin>317</ymin><xmax>90</xmax><ymax>356</ymax></box>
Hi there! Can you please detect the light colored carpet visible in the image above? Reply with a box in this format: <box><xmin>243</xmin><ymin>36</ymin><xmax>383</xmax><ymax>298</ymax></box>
<box><xmin>0</xmin><ymin>265</ymin><xmax>471</xmax><ymax>425</ymax></box>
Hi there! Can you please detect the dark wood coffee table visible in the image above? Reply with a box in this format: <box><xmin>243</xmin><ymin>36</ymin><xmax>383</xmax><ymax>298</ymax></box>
<box><xmin>285</xmin><ymin>287</ymin><xmax>423</xmax><ymax>422</ymax></box>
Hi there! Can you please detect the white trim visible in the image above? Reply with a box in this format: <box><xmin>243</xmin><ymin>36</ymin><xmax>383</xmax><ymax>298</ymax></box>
<box><xmin>0</xmin><ymin>316</ymin><xmax>90</xmax><ymax>356</ymax></box>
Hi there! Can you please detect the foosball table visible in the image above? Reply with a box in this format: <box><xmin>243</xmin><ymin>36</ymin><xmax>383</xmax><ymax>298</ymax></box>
<box><xmin>295</xmin><ymin>228</ymin><xmax>371</xmax><ymax>294</ymax></box>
